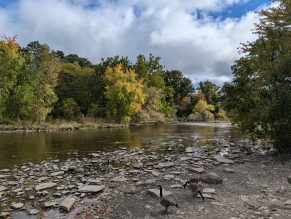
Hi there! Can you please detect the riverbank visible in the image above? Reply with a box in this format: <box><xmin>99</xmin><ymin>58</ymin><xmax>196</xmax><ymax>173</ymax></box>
<box><xmin>0</xmin><ymin>120</ymin><xmax>165</xmax><ymax>133</ymax></box>
<box><xmin>0</xmin><ymin>135</ymin><xmax>290</xmax><ymax>219</ymax></box>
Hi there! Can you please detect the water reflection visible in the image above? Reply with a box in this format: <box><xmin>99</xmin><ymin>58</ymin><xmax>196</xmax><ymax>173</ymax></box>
<box><xmin>0</xmin><ymin>123</ymin><xmax>235</xmax><ymax>168</ymax></box>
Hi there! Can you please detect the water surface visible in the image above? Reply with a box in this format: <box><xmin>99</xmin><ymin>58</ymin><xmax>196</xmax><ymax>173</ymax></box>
<box><xmin>0</xmin><ymin>122</ymin><xmax>235</xmax><ymax>169</ymax></box>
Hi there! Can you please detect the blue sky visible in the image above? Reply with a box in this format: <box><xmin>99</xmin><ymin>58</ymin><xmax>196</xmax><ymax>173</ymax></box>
<box><xmin>0</xmin><ymin>0</ymin><xmax>271</xmax><ymax>83</ymax></box>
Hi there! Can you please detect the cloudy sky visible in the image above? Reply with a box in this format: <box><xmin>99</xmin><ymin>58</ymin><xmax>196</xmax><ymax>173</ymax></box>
<box><xmin>0</xmin><ymin>0</ymin><xmax>271</xmax><ymax>84</ymax></box>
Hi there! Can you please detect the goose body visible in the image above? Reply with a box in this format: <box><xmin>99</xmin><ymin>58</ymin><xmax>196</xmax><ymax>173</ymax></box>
<box><xmin>183</xmin><ymin>180</ymin><xmax>204</xmax><ymax>201</ymax></box>
<box><xmin>157</xmin><ymin>185</ymin><xmax>179</xmax><ymax>213</ymax></box>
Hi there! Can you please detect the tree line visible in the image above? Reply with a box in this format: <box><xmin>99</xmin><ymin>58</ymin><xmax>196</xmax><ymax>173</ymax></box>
<box><xmin>0</xmin><ymin>37</ymin><xmax>226</xmax><ymax>125</ymax></box>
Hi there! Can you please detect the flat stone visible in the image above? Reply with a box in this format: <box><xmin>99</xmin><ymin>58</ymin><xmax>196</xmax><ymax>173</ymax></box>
<box><xmin>78</xmin><ymin>185</ymin><xmax>105</xmax><ymax>193</ymax></box>
<box><xmin>180</xmin><ymin>157</ymin><xmax>190</xmax><ymax>161</ymax></box>
<box><xmin>196</xmin><ymin>193</ymin><xmax>215</xmax><ymax>199</ymax></box>
<box><xmin>214</xmin><ymin>155</ymin><xmax>234</xmax><ymax>164</ymax></box>
<box><xmin>0</xmin><ymin>186</ymin><xmax>7</xmax><ymax>192</ymax></box>
<box><xmin>185</xmin><ymin>147</ymin><xmax>193</xmax><ymax>153</ymax></box>
<box><xmin>171</xmin><ymin>184</ymin><xmax>182</xmax><ymax>189</ymax></box>
<box><xmin>123</xmin><ymin>184</ymin><xmax>136</xmax><ymax>194</ymax></box>
<box><xmin>51</xmin><ymin>171</ymin><xmax>64</xmax><ymax>177</ymax></box>
<box><xmin>112</xmin><ymin>176</ymin><xmax>127</xmax><ymax>182</ymax></box>
<box><xmin>60</xmin><ymin>197</ymin><xmax>76</xmax><ymax>212</ymax></box>
<box><xmin>163</xmin><ymin>175</ymin><xmax>175</xmax><ymax>180</ymax></box>
<box><xmin>155</xmin><ymin>162</ymin><xmax>174</xmax><ymax>169</ymax></box>
<box><xmin>11</xmin><ymin>203</ymin><xmax>24</xmax><ymax>210</ymax></box>
<box><xmin>44</xmin><ymin>201</ymin><xmax>57</xmax><ymax>208</ymax></box>
<box><xmin>29</xmin><ymin>209</ymin><xmax>39</xmax><ymax>215</ymax></box>
<box><xmin>287</xmin><ymin>175</ymin><xmax>291</xmax><ymax>184</ymax></box>
<box><xmin>147</xmin><ymin>189</ymin><xmax>172</xmax><ymax>198</ymax></box>
<box><xmin>0</xmin><ymin>212</ymin><xmax>9</xmax><ymax>218</ymax></box>
<box><xmin>211</xmin><ymin>201</ymin><xmax>224</xmax><ymax>206</ymax></box>
<box><xmin>202</xmin><ymin>172</ymin><xmax>223</xmax><ymax>184</ymax></box>
<box><xmin>151</xmin><ymin>170</ymin><xmax>160</xmax><ymax>176</ymax></box>
<box><xmin>88</xmin><ymin>179</ymin><xmax>102</xmax><ymax>185</ymax></box>
<box><xmin>191</xmin><ymin>167</ymin><xmax>205</xmax><ymax>174</ymax></box>
<box><xmin>203</xmin><ymin>188</ymin><xmax>216</xmax><ymax>194</ymax></box>
<box><xmin>284</xmin><ymin>200</ymin><xmax>291</xmax><ymax>206</ymax></box>
<box><xmin>35</xmin><ymin>182</ymin><xmax>57</xmax><ymax>191</ymax></box>
<box><xmin>132</xmin><ymin>162</ymin><xmax>143</xmax><ymax>169</ymax></box>
<box><xmin>224</xmin><ymin>168</ymin><xmax>234</xmax><ymax>173</ymax></box>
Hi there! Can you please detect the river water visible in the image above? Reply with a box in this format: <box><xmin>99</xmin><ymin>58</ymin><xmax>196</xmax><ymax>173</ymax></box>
<box><xmin>0</xmin><ymin>122</ymin><xmax>235</xmax><ymax>169</ymax></box>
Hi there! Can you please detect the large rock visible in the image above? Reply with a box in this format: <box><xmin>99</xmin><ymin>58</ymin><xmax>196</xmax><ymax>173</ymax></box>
<box><xmin>202</xmin><ymin>172</ymin><xmax>223</xmax><ymax>184</ymax></box>
<box><xmin>287</xmin><ymin>175</ymin><xmax>291</xmax><ymax>184</ymax></box>
<box><xmin>147</xmin><ymin>189</ymin><xmax>172</xmax><ymax>198</ymax></box>
<box><xmin>213</xmin><ymin>155</ymin><xmax>234</xmax><ymax>164</ymax></box>
<box><xmin>78</xmin><ymin>185</ymin><xmax>105</xmax><ymax>193</ymax></box>
<box><xmin>35</xmin><ymin>182</ymin><xmax>57</xmax><ymax>191</ymax></box>
<box><xmin>59</xmin><ymin>197</ymin><xmax>76</xmax><ymax>212</ymax></box>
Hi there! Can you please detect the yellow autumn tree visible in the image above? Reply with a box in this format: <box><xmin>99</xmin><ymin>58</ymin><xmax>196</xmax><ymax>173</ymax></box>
<box><xmin>105</xmin><ymin>64</ymin><xmax>145</xmax><ymax>123</ymax></box>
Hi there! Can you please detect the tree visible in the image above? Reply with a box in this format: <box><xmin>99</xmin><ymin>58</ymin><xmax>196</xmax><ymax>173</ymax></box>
<box><xmin>164</xmin><ymin>70</ymin><xmax>194</xmax><ymax>104</ymax></box>
<box><xmin>224</xmin><ymin>0</ymin><xmax>291</xmax><ymax>152</ymax></box>
<box><xmin>197</xmin><ymin>81</ymin><xmax>220</xmax><ymax>105</ymax></box>
<box><xmin>105</xmin><ymin>64</ymin><xmax>145</xmax><ymax>123</ymax></box>
<box><xmin>23</xmin><ymin>41</ymin><xmax>61</xmax><ymax>122</ymax></box>
<box><xmin>0</xmin><ymin>36</ymin><xmax>34</xmax><ymax>122</ymax></box>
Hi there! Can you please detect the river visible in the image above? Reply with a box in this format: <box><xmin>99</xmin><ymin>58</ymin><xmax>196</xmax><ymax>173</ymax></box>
<box><xmin>0</xmin><ymin>122</ymin><xmax>235</xmax><ymax>169</ymax></box>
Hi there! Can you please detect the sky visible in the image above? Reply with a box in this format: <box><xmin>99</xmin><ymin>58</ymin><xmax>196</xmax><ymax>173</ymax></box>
<box><xmin>0</xmin><ymin>0</ymin><xmax>271</xmax><ymax>84</ymax></box>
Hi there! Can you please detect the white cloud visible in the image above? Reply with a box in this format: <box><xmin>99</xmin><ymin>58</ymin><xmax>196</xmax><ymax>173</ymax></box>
<box><xmin>0</xmin><ymin>0</ymin><xmax>268</xmax><ymax>84</ymax></box>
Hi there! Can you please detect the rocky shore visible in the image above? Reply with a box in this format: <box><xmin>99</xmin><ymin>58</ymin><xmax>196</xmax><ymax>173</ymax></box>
<box><xmin>0</xmin><ymin>137</ymin><xmax>290</xmax><ymax>219</ymax></box>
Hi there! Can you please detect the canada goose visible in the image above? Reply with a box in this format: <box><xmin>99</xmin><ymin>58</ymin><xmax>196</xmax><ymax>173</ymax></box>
<box><xmin>183</xmin><ymin>181</ymin><xmax>204</xmax><ymax>201</ymax></box>
<box><xmin>189</xmin><ymin>174</ymin><xmax>201</xmax><ymax>183</ymax></box>
<box><xmin>157</xmin><ymin>185</ymin><xmax>179</xmax><ymax>213</ymax></box>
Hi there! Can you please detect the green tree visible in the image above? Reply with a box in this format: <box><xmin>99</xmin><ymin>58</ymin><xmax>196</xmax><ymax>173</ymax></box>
<box><xmin>0</xmin><ymin>36</ymin><xmax>35</xmax><ymax>122</ymax></box>
<box><xmin>224</xmin><ymin>0</ymin><xmax>291</xmax><ymax>152</ymax></box>
<box><xmin>198</xmin><ymin>81</ymin><xmax>220</xmax><ymax>105</ymax></box>
<box><xmin>105</xmin><ymin>64</ymin><xmax>145</xmax><ymax>123</ymax></box>
<box><xmin>23</xmin><ymin>41</ymin><xmax>61</xmax><ymax>122</ymax></box>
